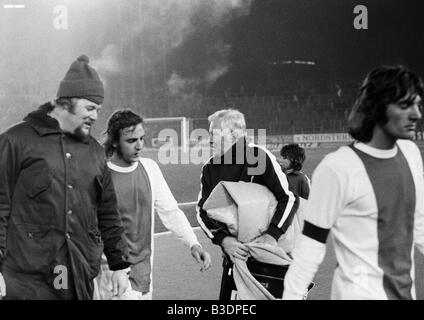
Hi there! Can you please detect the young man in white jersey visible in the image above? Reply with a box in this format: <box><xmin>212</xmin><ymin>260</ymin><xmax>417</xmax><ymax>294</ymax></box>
<box><xmin>95</xmin><ymin>110</ymin><xmax>211</xmax><ymax>300</ymax></box>
<box><xmin>283</xmin><ymin>66</ymin><xmax>424</xmax><ymax>300</ymax></box>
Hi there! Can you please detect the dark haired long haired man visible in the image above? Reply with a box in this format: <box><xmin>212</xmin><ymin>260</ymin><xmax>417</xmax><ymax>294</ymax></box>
<box><xmin>0</xmin><ymin>55</ymin><xmax>131</xmax><ymax>300</ymax></box>
<box><xmin>279</xmin><ymin>143</ymin><xmax>310</xmax><ymax>200</ymax></box>
<box><xmin>283</xmin><ymin>65</ymin><xmax>424</xmax><ymax>300</ymax></box>
<box><xmin>94</xmin><ymin>110</ymin><xmax>211</xmax><ymax>300</ymax></box>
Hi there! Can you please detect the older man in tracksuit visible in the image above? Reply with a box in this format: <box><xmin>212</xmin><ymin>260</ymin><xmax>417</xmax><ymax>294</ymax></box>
<box><xmin>197</xmin><ymin>109</ymin><xmax>299</xmax><ymax>298</ymax></box>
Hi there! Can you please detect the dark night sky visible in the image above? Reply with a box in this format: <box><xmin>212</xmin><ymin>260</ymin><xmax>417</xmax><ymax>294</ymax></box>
<box><xmin>201</xmin><ymin>0</ymin><xmax>424</xmax><ymax>93</ymax></box>
<box><xmin>1</xmin><ymin>0</ymin><xmax>423</xmax><ymax>99</ymax></box>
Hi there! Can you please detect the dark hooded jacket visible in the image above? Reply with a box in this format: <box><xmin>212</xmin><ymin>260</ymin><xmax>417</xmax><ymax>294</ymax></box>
<box><xmin>0</xmin><ymin>105</ymin><xmax>130</xmax><ymax>299</ymax></box>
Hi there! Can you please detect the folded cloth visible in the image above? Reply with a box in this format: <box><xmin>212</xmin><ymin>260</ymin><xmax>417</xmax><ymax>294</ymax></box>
<box><xmin>203</xmin><ymin>181</ymin><xmax>294</xmax><ymax>299</ymax></box>
<box><xmin>233</xmin><ymin>242</ymin><xmax>291</xmax><ymax>300</ymax></box>
<box><xmin>203</xmin><ymin>181</ymin><xmax>278</xmax><ymax>242</ymax></box>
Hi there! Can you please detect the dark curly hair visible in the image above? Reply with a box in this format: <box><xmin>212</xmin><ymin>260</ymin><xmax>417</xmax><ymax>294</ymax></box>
<box><xmin>103</xmin><ymin>109</ymin><xmax>144</xmax><ymax>158</ymax></box>
<box><xmin>347</xmin><ymin>65</ymin><xmax>424</xmax><ymax>142</ymax></box>
<box><xmin>280</xmin><ymin>143</ymin><xmax>306</xmax><ymax>171</ymax></box>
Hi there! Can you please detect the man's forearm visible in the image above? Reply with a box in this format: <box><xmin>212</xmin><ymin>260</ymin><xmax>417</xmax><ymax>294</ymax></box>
<box><xmin>99</xmin><ymin>227</ymin><xmax>131</xmax><ymax>270</ymax></box>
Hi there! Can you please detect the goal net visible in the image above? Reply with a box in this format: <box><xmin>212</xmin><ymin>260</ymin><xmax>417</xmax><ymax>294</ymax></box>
<box><xmin>143</xmin><ymin>117</ymin><xmax>190</xmax><ymax>151</ymax></box>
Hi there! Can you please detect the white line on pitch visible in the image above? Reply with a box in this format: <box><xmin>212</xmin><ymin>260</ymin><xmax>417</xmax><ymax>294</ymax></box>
<box><xmin>155</xmin><ymin>226</ymin><xmax>201</xmax><ymax>237</ymax></box>
<box><xmin>3</xmin><ymin>4</ymin><xmax>25</xmax><ymax>9</ymax></box>
<box><xmin>177</xmin><ymin>201</ymin><xmax>197</xmax><ymax>206</ymax></box>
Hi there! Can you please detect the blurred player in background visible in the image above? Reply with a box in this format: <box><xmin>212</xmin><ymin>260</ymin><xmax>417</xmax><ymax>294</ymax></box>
<box><xmin>283</xmin><ymin>65</ymin><xmax>424</xmax><ymax>299</ymax></box>
<box><xmin>279</xmin><ymin>143</ymin><xmax>311</xmax><ymax>200</ymax></box>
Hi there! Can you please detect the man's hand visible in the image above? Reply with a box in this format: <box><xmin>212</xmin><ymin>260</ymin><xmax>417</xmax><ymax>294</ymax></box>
<box><xmin>111</xmin><ymin>269</ymin><xmax>130</xmax><ymax>297</ymax></box>
<box><xmin>221</xmin><ymin>236</ymin><xmax>249</xmax><ymax>263</ymax></box>
<box><xmin>190</xmin><ymin>244</ymin><xmax>212</xmax><ymax>272</ymax></box>
<box><xmin>253</xmin><ymin>233</ymin><xmax>278</xmax><ymax>246</ymax></box>
<box><xmin>0</xmin><ymin>272</ymin><xmax>6</xmax><ymax>299</ymax></box>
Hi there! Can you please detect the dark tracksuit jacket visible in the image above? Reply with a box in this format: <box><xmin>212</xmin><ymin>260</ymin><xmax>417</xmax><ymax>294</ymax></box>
<box><xmin>197</xmin><ymin>138</ymin><xmax>299</xmax><ymax>247</ymax></box>
<box><xmin>284</xmin><ymin>170</ymin><xmax>310</xmax><ymax>200</ymax></box>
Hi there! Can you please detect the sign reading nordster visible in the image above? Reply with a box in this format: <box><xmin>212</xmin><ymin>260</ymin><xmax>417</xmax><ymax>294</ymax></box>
<box><xmin>293</xmin><ymin>133</ymin><xmax>353</xmax><ymax>143</ymax></box>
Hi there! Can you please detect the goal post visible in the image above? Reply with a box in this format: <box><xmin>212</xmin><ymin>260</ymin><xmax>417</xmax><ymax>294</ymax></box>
<box><xmin>143</xmin><ymin>117</ymin><xmax>190</xmax><ymax>152</ymax></box>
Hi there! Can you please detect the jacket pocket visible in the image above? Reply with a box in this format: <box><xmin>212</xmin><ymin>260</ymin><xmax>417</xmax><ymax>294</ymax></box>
<box><xmin>88</xmin><ymin>228</ymin><xmax>103</xmax><ymax>245</ymax></box>
<box><xmin>27</xmin><ymin>167</ymin><xmax>52</xmax><ymax>199</ymax></box>
<box><xmin>5</xmin><ymin>223</ymin><xmax>56</xmax><ymax>274</ymax></box>
<box><xmin>12</xmin><ymin>165</ymin><xmax>54</xmax><ymax>225</ymax></box>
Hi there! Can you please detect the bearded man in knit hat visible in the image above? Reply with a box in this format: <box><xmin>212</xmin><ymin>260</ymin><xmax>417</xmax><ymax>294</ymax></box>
<box><xmin>0</xmin><ymin>55</ymin><xmax>131</xmax><ymax>300</ymax></box>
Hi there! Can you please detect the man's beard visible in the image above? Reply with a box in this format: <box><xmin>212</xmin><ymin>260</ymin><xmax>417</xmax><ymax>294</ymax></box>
<box><xmin>72</xmin><ymin>125</ymin><xmax>91</xmax><ymax>143</ymax></box>
<box><xmin>116</xmin><ymin>144</ymin><xmax>135</xmax><ymax>165</ymax></box>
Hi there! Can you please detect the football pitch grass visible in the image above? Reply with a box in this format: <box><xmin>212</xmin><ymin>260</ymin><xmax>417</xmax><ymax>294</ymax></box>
<box><xmin>147</xmin><ymin>144</ymin><xmax>424</xmax><ymax>300</ymax></box>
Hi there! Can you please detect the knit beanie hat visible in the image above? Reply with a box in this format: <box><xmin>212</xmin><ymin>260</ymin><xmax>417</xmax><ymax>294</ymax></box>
<box><xmin>57</xmin><ymin>55</ymin><xmax>104</xmax><ymax>105</ymax></box>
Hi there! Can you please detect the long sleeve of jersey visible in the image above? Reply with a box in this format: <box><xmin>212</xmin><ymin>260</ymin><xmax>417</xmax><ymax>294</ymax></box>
<box><xmin>412</xmin><ymin>144</ymin><xmax>424</xmax><ymax>255</ymax></box>
<box><xmin>283</xmin><ymin>158</ymin><xmax>347</xmax><ymax>299</ymax></box>
<box><xmin>152</xmin><ymin>162</ymin><xmax>200</xmax><ymax>249</ymax></box>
